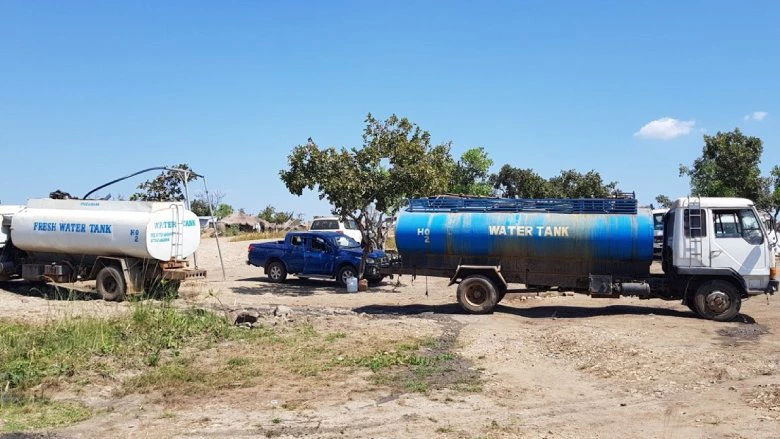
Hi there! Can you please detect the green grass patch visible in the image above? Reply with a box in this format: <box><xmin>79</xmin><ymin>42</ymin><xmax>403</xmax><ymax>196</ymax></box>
<box><xmin>0</xmin><ymin>304</ymin><xmax>242</xmax><ymax>394</ymax></box>
<box><xmin>0</xmin><ymin>302</ymin><xmax>479</xmax><ymax>432</ymax></box>
<box><xmin>0</xmin><ymin>399</ymin><xmax>90</xmax><ymax>432</ymax></box>
<box><xmin>341</xmin><ymin>338</ymin><xmax>477</xmax><ymax>394</ymax></box>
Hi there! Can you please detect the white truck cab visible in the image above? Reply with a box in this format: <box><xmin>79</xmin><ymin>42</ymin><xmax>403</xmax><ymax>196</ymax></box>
<box><xmin>665</xmin><ymin>197</ymin><xmax>778</xmax><ymax>296</ymax></box>
<box><xmin>652</xmin><ymin>208</ymin><xmax>669</xmax><ymax>257</ymax></box>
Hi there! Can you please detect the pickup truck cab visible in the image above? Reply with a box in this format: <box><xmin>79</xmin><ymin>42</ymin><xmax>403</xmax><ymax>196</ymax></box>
<box><xmin>247</xmin><ymin>231</ymin><xmax>389</xmax><ymax>286</ymax></box>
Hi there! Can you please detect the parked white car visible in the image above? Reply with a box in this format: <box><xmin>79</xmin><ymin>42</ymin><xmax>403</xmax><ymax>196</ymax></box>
<box><xmin>310</xmin><ymin>217</ymin><xmax>362</xmax><ymax>242</ymax></box>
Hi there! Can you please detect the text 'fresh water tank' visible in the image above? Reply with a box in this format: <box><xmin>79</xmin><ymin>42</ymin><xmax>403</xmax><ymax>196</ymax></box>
<box><xmin>10</xmin><ymin>199</ymin><xmax>201</xmax><ymax>261</ymax></box>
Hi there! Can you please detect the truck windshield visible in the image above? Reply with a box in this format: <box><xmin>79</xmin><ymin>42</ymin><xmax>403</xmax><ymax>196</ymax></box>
<box><xmin>332</xmin><ymin>235</ymin><xmax>360</xmax><ymax>248</ymax></box>
<box><xmin>653</xmin><ymin>214</ymin><xmax>664</xmax><ymax>231</ymax></box>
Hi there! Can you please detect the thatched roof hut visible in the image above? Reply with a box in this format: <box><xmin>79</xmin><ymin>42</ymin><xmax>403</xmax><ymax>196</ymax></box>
<box><xmin>217</xmin><ymin>212</ymin><xmax>270</xmax><ymax>232</ymax></box>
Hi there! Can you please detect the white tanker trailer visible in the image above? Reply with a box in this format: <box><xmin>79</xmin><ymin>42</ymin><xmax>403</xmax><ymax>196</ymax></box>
<box><xmin>0</xmin><ymin>198</ymin><xmax>206</xmax><ymax>300</ymax></box>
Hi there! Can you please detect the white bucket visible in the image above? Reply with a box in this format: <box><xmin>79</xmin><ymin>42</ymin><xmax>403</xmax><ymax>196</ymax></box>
<box><xmin>346</xmin><ymin>276</ymin><xmax>358</xmax><ymax>293</ymax></box>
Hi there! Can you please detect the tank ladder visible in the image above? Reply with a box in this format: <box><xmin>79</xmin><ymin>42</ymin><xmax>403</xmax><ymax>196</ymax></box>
<box><xmin>169</xmin><ymin>204</ymin><xmax>184</xmax><ymax>261</ymax></box>
<box><xmin>687</xmin><ymin>196</ymin><xmax>704</xmax><ymax>267</ymax></box>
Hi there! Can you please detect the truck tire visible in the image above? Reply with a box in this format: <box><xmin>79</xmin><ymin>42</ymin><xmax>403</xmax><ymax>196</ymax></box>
<box><xmin>266</xmin><ymin>261</ymin><xmax>287</xmax><ymax>283</ymax></box>
<box><xmin>457</xmin><ymin>275</ymin><xmax>498</xmax><ymax>314</ymax></box>
<box><xmin>337</xmin><ymin>265</ymin><xmax>357</xmax><ymax>287</ymax></box>
<box><xmin>498</xmin><ymin>288</ymin><xmax>507</xmax><ymax>304</ymax></box>
<box><xmin>693</xmin><ymin>280</ymin><xmax>741</xmax><ymax>322</ymax></box>
<box><xmin>684</xmin><ymin>294</ymin><xmax>700</xmax><ymax>316</ymax></box>
<box><xmin>96</xmin><ymin>265</ymin><xmax>126</xmax><ymax>302</ymax></box>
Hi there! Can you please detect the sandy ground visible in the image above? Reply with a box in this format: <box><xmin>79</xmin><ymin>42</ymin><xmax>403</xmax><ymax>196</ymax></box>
<box><xmin>1</xmin><ymin>236</ymin><xmax>779</xmax><ymax>439</ymax></box>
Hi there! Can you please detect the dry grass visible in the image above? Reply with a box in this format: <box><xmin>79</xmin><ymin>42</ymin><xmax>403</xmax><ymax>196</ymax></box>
<box><xmin>229</xmin><ymin>231</ymin><xmax>287</xmax><ymax>242</ymax></box>
<box><xmin>0</xmin><ymin>304</ymin><xmax>475</xmax><ymax>431</ymax></box>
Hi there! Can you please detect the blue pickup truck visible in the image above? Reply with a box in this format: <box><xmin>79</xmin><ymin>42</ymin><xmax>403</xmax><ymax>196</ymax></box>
<box><xmin>247</xmin><ymin>231</ymin><xmax>390</xmax><ymax>286</ymax></box>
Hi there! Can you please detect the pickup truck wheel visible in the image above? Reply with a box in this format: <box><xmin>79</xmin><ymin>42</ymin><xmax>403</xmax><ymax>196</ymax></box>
<box><xmin>457</xmin><ymin>275</ymin><xmax>498</xmax><ymax>314</ymax></box>
<box><xmin>693</xmin><ymin>280</ymin><xmax>741</xmax><ymax>322</ymax></box>
<box><xmin>96</xmin><ymin>265</ymin><xmax>126</xmax><ymax>302</ymax></box>
<box><xmin>337</xmin><ymin>265</ymin><xmax>357</xmax><ymax>287</ymax></box>
<box><xmin>266</xmin><ymin>261</ymin><xmax>287</xmax><ymax>283</ymax></box>
<box><xmin>367</xmin><ymin>277</ymin><xmax>383</xmax><ymax>287</ymax></box>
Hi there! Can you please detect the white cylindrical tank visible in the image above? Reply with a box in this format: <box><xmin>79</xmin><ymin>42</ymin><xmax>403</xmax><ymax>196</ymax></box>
<box><xmin>1</xmin><ymin>205</ymin><xmax>24</xmax><ymax>246</ymax></box>
<box><xmin>11</xmin><ymin>199</ymin><xmax>201</xmax><ymax>261</ymax></box>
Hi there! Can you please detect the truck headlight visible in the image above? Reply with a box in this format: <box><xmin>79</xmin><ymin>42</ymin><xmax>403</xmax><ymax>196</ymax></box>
<box><xmin>366</xmin><ymin>258</ymin><xmax>376</xmax><ymax>265</ymax></box>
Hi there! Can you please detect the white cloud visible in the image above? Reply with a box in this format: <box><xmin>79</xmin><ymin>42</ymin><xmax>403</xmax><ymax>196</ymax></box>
<box><xmin>744</xmin><ymin>111</ymin><xmax>768</xmax><ymax>121</ymax></box>
<box><xmin>634</xmin><ymin>117</ymin><xmax>696</xmax><ymax>140</ymax></box>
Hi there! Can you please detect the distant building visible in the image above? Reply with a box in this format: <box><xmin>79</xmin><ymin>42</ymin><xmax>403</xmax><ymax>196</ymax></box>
<box><xmin>218</xmin><ymin>212</ymin><xmax>270</xmax><ymax>233</ymax></box>
<box><xmin>198</xmin><ymin>216</ymin><xmax>216</xmax><ymax>230</ymax></box>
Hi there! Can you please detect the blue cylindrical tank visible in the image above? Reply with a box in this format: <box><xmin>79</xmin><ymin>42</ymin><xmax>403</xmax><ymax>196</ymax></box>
<box><xmin>397</xmin><ymin>210</ymin><xmax>654</xmax><ymax>261</ymax></box>
<box><xmin>394</xmin><ymin>197</ymin><xmax>654</xmax><ymax>285</ymax></box>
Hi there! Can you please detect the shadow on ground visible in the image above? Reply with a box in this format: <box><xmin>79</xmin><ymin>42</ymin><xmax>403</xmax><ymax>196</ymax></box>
<box><xmin>353</xmin><ymin>301</ymin><xmax>756</xmax><ymax>323</ymax></box>
<box><xmin>0</xmin><ymin>280</ymin><xmax>99</xmax><ymax>301</ymax></box>
<box><xmin>232</xmin><ymin>276</ymin><xmax>358</xmax><ymax>297</ymax></box>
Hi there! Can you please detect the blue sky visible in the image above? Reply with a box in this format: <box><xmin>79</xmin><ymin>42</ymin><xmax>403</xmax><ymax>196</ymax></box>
<box><xmin>1</xmin><ymin>0</ymin><xmax>777</xmax><ymax>219</ymax></box>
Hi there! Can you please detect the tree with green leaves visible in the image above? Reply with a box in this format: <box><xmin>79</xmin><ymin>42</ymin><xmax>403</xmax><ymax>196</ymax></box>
<box><xmin>770</xmin><ymin>166</ymin><xmax>780</xmax><ymax>219</ymax></box>
<box><xmin>449</xmin><ymin>147</ymin><xmax>494</xmax><ymax>196</ymax></box>
<box><xmin>679</xmin><ymin>128</ymin><xmax>765</xmax><ymax>202</ymax></box>
<box><xmin>215</xmin><ymin>204</ymin><xmax>234</xmax><ymax>219</ymax></box>
<box><xmin>189</xmin><ymin>190</ymin><xmax>226</xmax><ymax>217</ymax></box>
<box><xmin>190</xmin><ymin>199</ymin><xmax>210</xmax><ymax>216</ymax></box>
<box><xmin>757</xmin><ymin>165</ymin><xmax>780</xmax><ymax>220</ymax></box>
<box><xmin>655</xmin><ymin>195</ymin><xmax>673</xmax><ymax>209</ymax></box>
<box><xmin>258</xmin><ymin>205</ymin><xmax>295</xmax><ymax>224</ymax></box>
<box><xmin>490</xmin><ymin>166</ymin><xmax>618</xmax><ymax>199</ymax></box>
<box><xmin>130</xmin><ymin>164</ymin><xmax>198</xmax><ymax>202</ymax></box>
<box><xmin>547</xmin><ymin>169</ymin><xmax>618</xmax><ymax>198</ymax></box>
<box><xmin>280</xmin><ymin>113</ymin><xmax>453</xmax><ymax>276</ymax></box>
<box><xmin>490</xmin><ymin>165</ymin><xmax>549</xmax><ymax>198</ymax></box>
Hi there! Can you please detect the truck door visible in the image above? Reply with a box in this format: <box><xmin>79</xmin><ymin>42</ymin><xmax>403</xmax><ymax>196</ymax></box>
<box><xmin>709</xmin><ymin>208</ymin><xmax>770</xmax><ymax>288</ymax></box>
<box><xmin>285</xmin><ymin>235</ymin><xmax>305</xmax><ymax>273</ymax></box>
<box><xmin>678</xmin><ymin>207</ymin><xmax>710</xmax><ymax>267</ymax></box>
<box><xmin>304</xmin><ymin>236</ymin><xmax>333</xmax><ymax>275</ymax></box>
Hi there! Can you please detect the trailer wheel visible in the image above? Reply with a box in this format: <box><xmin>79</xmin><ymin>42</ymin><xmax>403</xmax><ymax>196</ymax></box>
<box><xmin>693</xmin><ymin>280</ymin><xmax>741</xmax><ymax>322</ymax></box>
<box><xmin>266</xmin><ymin>261</ymin><xmax>287</xmax><ymax>283</ymax></box>
<box><xmin>96</xmin><ymin>265</ymin><xmax>126</xmax><ymax>302</ymax></box>
<box><xmin>457</xmin><ymin>275</ymin><xmax>498</xmax><ymax>314</ymax></box>
<box><xmin>497</xmin><ymin>285</ymin><xmax>508</xmax><ymax>303</ymax></box>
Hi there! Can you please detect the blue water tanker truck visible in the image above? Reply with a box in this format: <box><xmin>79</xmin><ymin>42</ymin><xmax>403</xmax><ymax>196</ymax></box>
<box><xmin>393</xmin><ymin>195</ymin><xmax>778</xmax><ymax>321</ymax></box>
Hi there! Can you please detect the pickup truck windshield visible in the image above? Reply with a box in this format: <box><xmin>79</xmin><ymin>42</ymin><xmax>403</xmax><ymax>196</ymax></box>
<box><xmin>332</xmin><ymin>235</ymin><xmax>360</xmax><ymax>248</ymax></box>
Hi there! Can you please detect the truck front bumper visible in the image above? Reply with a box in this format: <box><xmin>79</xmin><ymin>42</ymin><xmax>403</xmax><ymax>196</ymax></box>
<box><xmin>365</xmin><ymin>265</ymin><xmax>382</xmax><ymax>279</ymax></box>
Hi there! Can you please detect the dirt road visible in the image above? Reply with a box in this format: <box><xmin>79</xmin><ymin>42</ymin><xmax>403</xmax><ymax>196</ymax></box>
<box><xmin>1</xmin><ymin>237</ymin><xmax>778</xmax><ymax>438</ymax></box>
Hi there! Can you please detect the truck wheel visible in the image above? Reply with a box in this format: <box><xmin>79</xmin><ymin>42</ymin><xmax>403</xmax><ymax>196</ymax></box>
<box><xmin>693</xmin><ymin>280</ymin><xmax>741</xmax><ymax>322</ymax></box>
<box><xmin>457</xmin><ymin>275</ymin><xmax>498</xmax><ymax>314</ymax></box>
<box><xmin>96</xmin><ymin>265</ymin><xmax>126</xmax><ymax>302</ymax></box>
<box><xmin>684</xmin><ymin>294</ymin><xmax>700</xmax><ymax>316</ymax></box>
<box><xmin>337</xmin><ymin>265</ymin><xmax>357</xmax><ymax>287</ymax></box>
<box><xmin>266</xmin><ymin>261</ymin><xmax>287</xmax><ymax>283</ymax></box>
